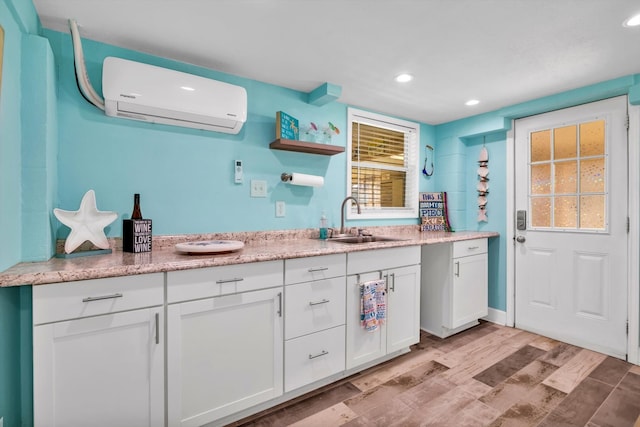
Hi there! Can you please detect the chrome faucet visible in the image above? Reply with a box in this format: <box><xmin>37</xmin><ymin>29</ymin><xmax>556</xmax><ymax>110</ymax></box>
<box><xmin>339</xmin><ymin>196</ymin><xmax>361</xmax><ymax>235</ymax></box>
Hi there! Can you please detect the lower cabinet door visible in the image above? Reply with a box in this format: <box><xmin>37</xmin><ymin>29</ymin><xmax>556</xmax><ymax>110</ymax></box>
<box><xmin>345</xmin><ymin>272</ymin><xmax>387</xmax><ymax>370</ymax></box>
<box><xmin>284</xmin><ymin>325</ymin><xmax>345</xmax><ymax>392</ymax></box>
<box><xmin>33</xmin><ymin>307</ymin><xmax>164</xmax><ymax>427</ymax></box>
<box><xmin>167</xmin><ymin>287</ymin><xmax>284</xmax><ymax>427</ymax></box>
<box><xmin>448</xmin><ymin>253</ymin><xmax>488</xmax><ymax>329</ymax></box>
<box><xmin>386</xmin><ymin>264</ymin><xmax>421</xmax><ymax>354</ymax></box>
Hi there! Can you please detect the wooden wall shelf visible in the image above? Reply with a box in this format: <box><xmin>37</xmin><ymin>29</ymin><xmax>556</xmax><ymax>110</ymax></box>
<box><xmin>269</xmin><ymin>139</ymin><xmax>345</xmax><ymax>156</ymax></box>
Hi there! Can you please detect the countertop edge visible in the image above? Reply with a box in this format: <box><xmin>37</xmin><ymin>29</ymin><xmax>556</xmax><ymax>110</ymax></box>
<box><xmin>0</xmin><ymin>230</ymin><xmax>499</xmax><ymax>287</ymax></box>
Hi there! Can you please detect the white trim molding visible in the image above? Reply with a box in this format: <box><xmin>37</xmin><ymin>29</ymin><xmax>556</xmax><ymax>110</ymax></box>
<box><xmin>628</xmin><ymin>102</ymin><xmax>640</xmax><ymax>365</ymax></box>
<box><xmin>483</xmin><ymin>308</ymin><xmax>507</xmax><ymax>326</ymax></box>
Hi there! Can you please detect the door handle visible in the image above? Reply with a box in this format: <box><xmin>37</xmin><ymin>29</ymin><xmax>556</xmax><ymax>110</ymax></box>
<box><xmin>516</xmin><ymin>235</ymin><xmax>526</xmax><ymax>243</ymax></box>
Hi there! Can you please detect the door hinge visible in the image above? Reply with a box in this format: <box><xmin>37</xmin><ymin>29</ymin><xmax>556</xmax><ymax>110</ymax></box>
<box><xmin>626</xmin><ymin>114</ymin><xmax>630</xmax><ymax>130</ymax></box>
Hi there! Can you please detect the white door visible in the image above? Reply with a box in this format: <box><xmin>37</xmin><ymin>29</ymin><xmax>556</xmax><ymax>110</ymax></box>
<box><xmin>386</xmin><ymin>264</ymin><xmax>421</xmax><ymax>353</ymax></box>
<box><xmin>514</xmin><ymin>96</ymin><xmax>628</xmax><ymax>359</ymax></box>
<box><xmin>167</xmin><ymin>287</ymin><xmax>283</xmax><ymax>427</ymax></box>
<box><xmin>33</xmin><ymin>308</ymin><xmax>164</xmax><ymax>427</ymax></box>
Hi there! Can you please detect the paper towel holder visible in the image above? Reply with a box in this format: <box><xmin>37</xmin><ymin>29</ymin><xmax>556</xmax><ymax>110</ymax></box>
<box><xmin>281</xmin><ymin>173</ymin><xmax>294</xmax><ymax>183</ymax></box>
<box><xmin>280</xmin><ymin>172</ymin><xmax>324</xmax><ymax>187</ymax></box>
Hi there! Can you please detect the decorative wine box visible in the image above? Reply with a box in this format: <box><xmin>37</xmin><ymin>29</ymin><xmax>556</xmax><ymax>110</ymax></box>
<box><xmin>123</xmin><ymin>219</ymin><xmax>152</xmax><ymax>253</ymax></box>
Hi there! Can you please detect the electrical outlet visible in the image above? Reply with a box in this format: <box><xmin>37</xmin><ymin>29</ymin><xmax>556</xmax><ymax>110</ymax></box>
<box><xmin>250</xmin><ymin>180</ymin><xmax>267</xmax><ymax>198</ymax></box>
<box><xmin>275</xmin><ymin>201</ymin><xmax>286</xmax><ymax>217</ymax></box>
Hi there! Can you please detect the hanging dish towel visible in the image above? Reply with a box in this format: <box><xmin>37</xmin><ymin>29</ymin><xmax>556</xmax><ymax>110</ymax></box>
<box><xmin>360</xmin><ymin>279</ymin><xmax>387</xmax><ymax>331</ymax></box>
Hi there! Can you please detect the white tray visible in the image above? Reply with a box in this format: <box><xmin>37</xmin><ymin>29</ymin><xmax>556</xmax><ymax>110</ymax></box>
<box><xmin>175</xmin><ymin>240</ymin><xmax>244</xmax><ymax>254</ymax></box>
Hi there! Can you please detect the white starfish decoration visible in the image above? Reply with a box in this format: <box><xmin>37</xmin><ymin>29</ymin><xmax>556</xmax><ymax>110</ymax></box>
<box><xmin>53</xmin><ymin>190</ymin><xmax>118</xmax><ymax>254</ymax></box>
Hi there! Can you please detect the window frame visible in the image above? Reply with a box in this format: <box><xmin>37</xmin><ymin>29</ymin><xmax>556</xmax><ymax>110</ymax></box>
<box><xmin>346</xmin><ymin>107</ymin><xmax>419</xmax><ymax>220</ymax></box>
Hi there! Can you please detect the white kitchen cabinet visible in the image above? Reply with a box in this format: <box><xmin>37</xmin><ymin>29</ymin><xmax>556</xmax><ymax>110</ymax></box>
<box><xmin>167</xmin><ymin>262</ymin><xmax>284</xmax><ymax>427</ymax></box>
<box><xmin>33</xmin><ymin>274</ymin><xmax>164</xmax><ymax>427</ymax></box>
<box><xmin>283</xmin><ymin>254</ymin><xmax>346</xmax><ymax>392</ymax></box>
<box><xmin>345</xmin><ymin>246</ymin><xmax>421</xmax><ymax>370</ymax></box>
<box><xmin>420</xmin><ymin>238</ymin><xmax>488</xmax><ymax>338</ymax></box>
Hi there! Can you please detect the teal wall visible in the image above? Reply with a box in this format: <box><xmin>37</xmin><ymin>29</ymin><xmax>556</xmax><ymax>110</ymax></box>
<box><xmin>44</xmin><ymin>30</ymin><xmax>437</xmax><ymax>240</ymax></box>
<box><xmin>0</xmin><ymin>0</ymin><xmax>38</xmax><ymax>425</ymax></box>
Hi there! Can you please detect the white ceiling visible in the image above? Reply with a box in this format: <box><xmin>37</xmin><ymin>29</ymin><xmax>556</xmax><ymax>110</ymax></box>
<box><xmin>33</xmin><ymin>0</ymin><xmax>640</xmax><ymax>125</ymax></box>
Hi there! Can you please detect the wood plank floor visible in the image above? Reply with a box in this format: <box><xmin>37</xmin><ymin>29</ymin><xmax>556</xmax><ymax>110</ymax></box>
<box><xmin>231</xmin><ymin>322</ymin><xmax>640</xmax><ymax>427</ymax></box>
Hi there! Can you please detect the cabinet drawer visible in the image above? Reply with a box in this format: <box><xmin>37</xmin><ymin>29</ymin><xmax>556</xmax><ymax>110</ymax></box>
<box><xmin>284</xmin><ymin>325</ymin><xmax>345</xmax><ymax>392</ymax></box>
<box><xmin>33</xmin><ymin>273</ymin><xmax>164</xmax><ymax>325</ymax></box>
<box><xmin>347</xmin><ymin>246</ymin><xmax>420</xmax><ymax>275</ymax></box>
<box><xmin>167</xmin><ymin>260</ymin><xmax>283</xmax><ymax>303</ymax></box>
<box><xmin>453</xmin><ymin>238</ymin><xmax>487</xmax><ymax>258</ymax></box>
<box><xmin>285</xmin><ymin>277</ymin><xmax>345</xmax><ymax>339</ymax></box>
<box><xmin>285</xmin><ymin>254</ymin><xmax>346</xmax><ymax>285</ymax></box>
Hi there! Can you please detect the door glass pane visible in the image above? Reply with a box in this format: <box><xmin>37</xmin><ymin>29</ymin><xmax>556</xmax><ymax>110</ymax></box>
<box><xmin>531</xmin><ymin>130</ymin><xmax>551</xmax><ymax>162</ymax></box>
<box><xmin>531</xmin><ymin>197</ymin><xmax>551</xmax><ymax>227</ymax></box>
<box><xmin>531</xmin><ymin>164</ymin><xmax>551</xmax><ymax>195</ymax></box>
<box><xmin>554</xmin><ymin>196</ymin><xmax>577</xmax><ymax>228</ymax></box>
<box><xmin>554</xmin><ymin>161</ymin><xmax>577</xmax><ymax>193</ymax></box>
<box><xmin>580</xmin><ymin>158</ymin><xmax>605</xmax><ymax>193</ymax></box>
<box><xmin>580</xmin><ymin>120</ymin><xmax>605</xmax><ymax>156</ymax></box>
<box><xmin>529</xmin><ymin>118</ymin><xmax>607</xmax><ymax>232</ymax></box>
<box><xmin>554</xmin><ymin>125</ymin><xmax>577</xmax><ymax>160</ymax></box>
<box><xmin>580</xmin><ymin>195</ymin><xmax>605</xmax><ymax>229</ymax></box>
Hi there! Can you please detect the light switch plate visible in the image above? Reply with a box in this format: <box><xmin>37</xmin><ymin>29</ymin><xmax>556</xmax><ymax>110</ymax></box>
<box><xmin>250</xmin><ymin>180</ymin><xmax>267</xmax><ymax>198</ymax></box>
<box><xmin>275</xmin><ymin>201</ymin><xmax>285</xmax><ymax>217</ymax></box>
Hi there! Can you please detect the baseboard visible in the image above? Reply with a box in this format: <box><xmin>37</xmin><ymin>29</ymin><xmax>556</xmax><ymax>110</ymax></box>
<box><xmin>483</xmin><ymin>308</ymin><xmax>507</xmax><ymax>325</ymax></box>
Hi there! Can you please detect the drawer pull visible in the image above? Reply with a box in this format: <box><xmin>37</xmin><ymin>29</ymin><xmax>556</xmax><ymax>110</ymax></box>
<box><xmin>82</xmin><ymin>293</ymin><xmax>123</xmax><ymax>303</ymax></box>
<box><xmin>455</xmin><ymin>261</ymin><xmax>460</xmax><ymax>277</ymax></box>
<box><xmin>468</xmin><ymin>246</ymin><xmax>480</xmax><ymax>250</ymax></box>
<box><xmin>308</xmin><ymin>350</ymin><xmax>329</xmax><ymax>360</ymax></box>
<box><xmin>215</xmin><ymin>278</ymin><xmax>244</xmax><ymax>284</ymax></box>
<box><xmin>308</xmin><ymin>267</ymin><xmax>329</xmax><ymax>272</ymax></box>
<box><xmin>277</xmin><ymin>292</ymin><xmax>283</xmax><ymax>317</ymax></box>
<box><xmin>309</xmin><ymin>299</ymin><xmax>330</xmax><ymax>306</ymax></box>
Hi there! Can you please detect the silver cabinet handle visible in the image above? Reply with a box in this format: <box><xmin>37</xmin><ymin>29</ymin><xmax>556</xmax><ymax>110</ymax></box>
<box><xmin>468</xmin><ymin>246</ymin><xmax>480</xmax><ymax>250</ymax></box>
<box><xmin>455</xmin><ymin>261</ymin><xmax>460</xmax><ymax>277</ymax></box>
<box><xmin>82</xmin><ymin>293</ymin><xmax>123</xmax><ymax>303</ymax></box>
<box><xmin>216</xmin><ymin>277</ymin><xmax>244</xmax><ymax>284</ymax></box>
<box><xmin>390</xmin><ymin>273</ymin><xmax>396</xmax><ymax>292</ymax></box>
<box><xmin>309</xmin><ymin>299</ymin><xmax>330</xmax><ymax>306</ymax></box>
<box><xmin>308</xmin><ymin>350</ymin><xmax>329</xmax><ymax>360</ymax></box>
<box><xmin>155</xmin><ymin>312</ymin><xmax>160</xmax><ymax>345</ymax></box>
<box><xmin>308</xmin><ymin>267</ymin><xmax>329</xmax><ymax>272</ymax></box>
<box><xmin>277</xmin><ymin>292</ymin><xmax>282</xmax><ymax>317</ymax></box>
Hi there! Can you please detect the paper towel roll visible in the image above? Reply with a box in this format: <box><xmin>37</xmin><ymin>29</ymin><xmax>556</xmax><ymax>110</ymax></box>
<box><xmin>281</xmin><ymin>173</ymin><xmax>324</xmax><ymax>187</ymax></box>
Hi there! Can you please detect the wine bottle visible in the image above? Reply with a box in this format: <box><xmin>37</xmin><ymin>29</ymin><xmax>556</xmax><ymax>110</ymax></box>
<box><xmin>131</xmin><ymin>193</ymin><xmax>143</xmax><ymax>219</ymax></box>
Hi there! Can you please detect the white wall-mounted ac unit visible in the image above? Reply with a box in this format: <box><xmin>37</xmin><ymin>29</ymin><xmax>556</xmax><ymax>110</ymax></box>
<box><xmin>102</xmin><ymin>57</ymin><xmax>247</xmax><ymax>134</ymax></box>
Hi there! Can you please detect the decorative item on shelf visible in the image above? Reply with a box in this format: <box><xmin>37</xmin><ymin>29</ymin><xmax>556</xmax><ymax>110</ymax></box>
<box><xmin>299</xmin><ymin>122</ymin><xmax>319</xmax><ymax>142</ymax></box>
<box><xmin>318</xmin><ymin>122</ymin><xmax>340</xmax><ymax>144</ymax></box>
<box><xmin>419</xmin><ymin>192</ymin><xmax>452</xmax><ymax>232</ymax></box>
<box><xmin>477</xmin><ymin>143</ymin><xmax>489</xmax><ymax>223</ymax></box>
<box><xmin>123</xmin><ymin>193</ymin><xmax>153</xmax><ymax>253</ymax></box>
<box><xmin>422</xmin><ymin>144</ymin><xmax>434</xmax><ymax>177</ymax></box>
<box><xmin>281</xmin><ymin>172</ymin><xmax>324</xmax><ymax>187</ymax></box>
<box><xmin>275</xmin><ymin>111</ymin><xmax>299</xmax><ymax>140</ymax></box>
<box><xmin>53</xmin><ymin>189</ymin><xmax>118</xmax><ymax>256</ymax></box>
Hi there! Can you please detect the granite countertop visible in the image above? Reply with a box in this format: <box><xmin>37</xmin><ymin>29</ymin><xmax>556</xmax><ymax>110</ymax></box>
<box><xmin>0</xmin><ymin>226</ymin><xmax>499</xmax><ymax>287</ymax></box>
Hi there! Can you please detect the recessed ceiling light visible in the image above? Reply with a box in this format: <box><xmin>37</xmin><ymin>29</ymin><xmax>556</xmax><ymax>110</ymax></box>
<box><xmin>180</xmin><ymin>86</ymin><xmax>195</xmax><ymax>91</ymax></box>
<box><xmin>465</xmin><ymin>99</ymin><xmax>480</xmax><ymax>106</ymax></box>
<box><xmin>395</xmin><ymin>73</ymin><xmax>413</xmax><ymax>83</ymax></box>
<box><xmin>623</xmin><ymin>13</ymin><xmax>640</xmax><ymax>27</ymax></box>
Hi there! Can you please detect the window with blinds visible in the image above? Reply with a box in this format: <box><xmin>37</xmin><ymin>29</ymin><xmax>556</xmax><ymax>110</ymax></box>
<box><xmin>347</xmin><ymin>108</ymin><xmax>419</xmax><ymax>220</ymax></box>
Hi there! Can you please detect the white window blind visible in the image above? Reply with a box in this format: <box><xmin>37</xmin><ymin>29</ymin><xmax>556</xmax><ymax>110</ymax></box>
<box><xmin>347</xmin><ymin>108</ymin><xmax>419</xmax><ymax>220</ymax></box>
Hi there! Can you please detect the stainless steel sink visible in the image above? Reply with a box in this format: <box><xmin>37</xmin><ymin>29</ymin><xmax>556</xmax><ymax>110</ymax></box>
<box><xmin>327</xmin><ymin>235</ymin><xmax>403</xmax><ymax>244</ymax></box>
